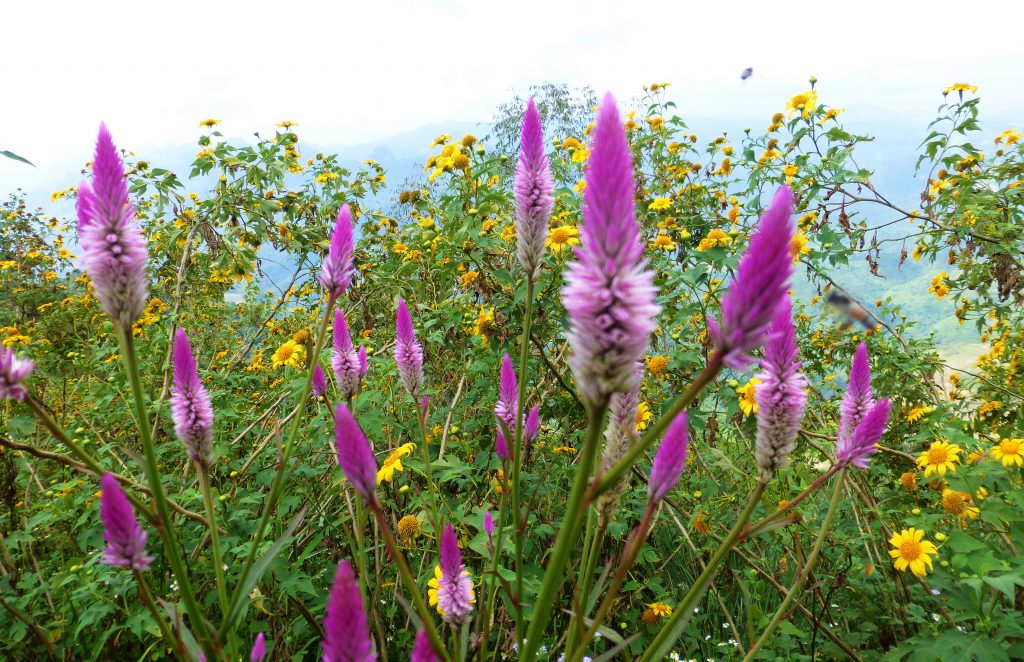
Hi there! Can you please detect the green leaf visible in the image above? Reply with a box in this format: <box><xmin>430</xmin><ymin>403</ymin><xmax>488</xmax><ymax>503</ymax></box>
<box><xmin>0</xmin><ymin>149</ymin><xmax>35</xmax><ymax>166</ymax></box>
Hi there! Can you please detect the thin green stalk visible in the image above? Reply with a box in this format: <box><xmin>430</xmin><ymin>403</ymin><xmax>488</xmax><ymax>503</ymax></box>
<box><xmin>478</xmin><ymin>463</ymin><xmax>510</xmax><ymax>661</ymax></box>
<box><xmin>116</xmin><ymin>328</ymin><xmax>216</xmax><ymax>657</ymax></box>
<box><xmin>639</xmin><ymin>481</ymin><xmax>767</xmax><ymax>662</ymax></box>
<box><xmin>219</xmin><ymin>293</ymin><xmax>336</xmax><ymax>638</ymax></box>
<box><xmin>196</xmin><ymin>464</ymin><xmax>229</xmax><ymax>617</ymax></box>
<box><xmin>134</xmin><ymin>569</ymin><xmax>188</xmax><ymax>662</ymax></box>
<box><xmin>368</xmin><ymin>499</ymin><xmax>452</xmax><ymax>662</ymax></box>
<box><xmin>415</xmin><ymin>403</ymin><xmax>442</xmax><ymax>538</ymax></box>
<box><xmin>743</xmin><ymin>469</ymin><xmax>847</xmax><ymax>661</ymax></box>
<box><xmin>595</xmin><ymin>353</ymin><xmax>722</xmax><ymax>495</ymax></box>
<box><xmin>511</xmin><ymin>278</ymin><xmax>535</xmax><ymax>643</ymax></box>
<box><xmin>743</xmin><ymin>465</ymin><xmax>839</xmax><ymax>540</ymax></box>
<box><xmin>569</xmin><ymin>504</ymin><xmax>655</xmax><ymax>662</ymax></box>
<box><xmin>565</xmin><ymin>508</ymin><xmax>598</xmax><ymax>653</ymax></box>
<box><xmin>519</xmin><ymin>405</ymin><xmax>606</xmax><ymax>662</ymax></box>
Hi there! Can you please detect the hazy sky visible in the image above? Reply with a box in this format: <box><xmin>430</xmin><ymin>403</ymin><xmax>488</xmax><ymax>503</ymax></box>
<box><xmin>2</xmin><ymin>0</ymin><xmax>1022</xmax><ymax>191</ymax></box>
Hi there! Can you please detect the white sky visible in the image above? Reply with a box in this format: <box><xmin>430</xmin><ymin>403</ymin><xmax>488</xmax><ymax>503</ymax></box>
<box><xmin>2</xmin><ymin>0</ymin><xmax>1022</xmax><ymax>191</ymax></box>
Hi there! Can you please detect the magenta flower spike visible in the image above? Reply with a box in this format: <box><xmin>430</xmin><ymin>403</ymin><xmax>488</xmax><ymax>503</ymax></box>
<box><xmin>319</xmin><ymin>204</ymin><xmax>355</xmax><ymax>299</ymax></box>
<box><xmin>494</xmin><ymin>353</ymin><xmax>519</xmax><ymax>434</ymax></box>
<box><xmin>561</xmin><ymin>93</ymin><xmax>660</xmax><ymax>407</ymax></box>
<box><xmin>484</xmin><ymin>511</ymin><xmax>495</xmax><ymax>547</ymax></box>
<box><xmin>753</xmin><ymin>299</ymin><xmax>808</xmax><ymax>481</ymax></box>
<box><xmin>495</xmin><ymin>428</ymin><xmax>509</xmax><ymax>462</ymax></box>
<box><xmin>334</xmin><ymin>403</ymin><xmax>378</xmax><ymax>503</ymax></box>
<box><xmin>170</xmin><ymin>328</ymin><xmax>214</xmax><ymax>468</ymax></box>
<box><xmin>99</xmin><ymin>473</ymin><xmax>152</xmax><ymax>571</ymax></box>
<box><xmin>312</xmin><ymin>364</ymin><xmax>328</xmax><ymax>397</ymax></box>
<box><xmin>394</xmin><ymin>298</ymin><xmax>424</xmax><ymax>397</ymax></box>
<box><xmin>437</xmin><ymin>523</ymin><xmax>475</xmax><ymax>625</ymax></box>
<box><xmin>250</xmin><ymin>632</ymin><xmax>266</xmax><ymax>662</ymax></box>
<box><xmin>332</xmin><ymin>307</ymin><xmax>361</xmax><ymax>400</ymax></box>
<box><xmin>0</xmin><ymin>348</ymin><xmax>34</xmax><ymax>402</ymax></box>
<box><xmin>76</xmin><ymin>124</ymin><xmax>149</xmax><ymax>329</ymax></box>
<box><xmin>524</xmin><ymin>405</ymin><xmax>540</xmax><ymax>445</ymax></box>
<box><xmin>838</xmin><ymin>397</ymin><xmax>891</xmax><ymax>469</ymax></box>
<box><xmin>358</xmin><ymin>345</ymin><xmax>368</xmax><ymax>379</ymax></box>
<box><xmin>647</xmin><ymin>412</ymin><xmax>689</xmax><ymax>503</ymax></box>
<box><xmin>410</xmin><ymin>628</ymin><xmax>439</xmax><ymax>662</ymax></box>
<box><xmin>838</xmin><ymin>342</ymin><xmax>873</xmax><ymax>444</ymax></box>
<box><xmin>514</xmin><ymin>97</ymin><xmax>555</xmax><ymax>280</ymax></box>
<box><xmin>322</xmin><ymin>560</ymin><xmax>376</xmax><ymax>662</ymax></box>
<box><xmin>708</xmin><ymin>187</ymin><xmax>796</xmax><ymax>370</ymax></box>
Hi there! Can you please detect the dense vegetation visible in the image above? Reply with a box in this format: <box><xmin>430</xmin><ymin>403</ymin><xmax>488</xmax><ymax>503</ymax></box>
<box><xmin>1</xmin><ymin>80</ymin><xmax>1022</xmax><ymax>660</ymax></box>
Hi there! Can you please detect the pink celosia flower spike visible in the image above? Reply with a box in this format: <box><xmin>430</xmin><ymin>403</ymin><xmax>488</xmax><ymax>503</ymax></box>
<box><xmin>334</xmin><ymin>403</ymin><xmax>378</xmax><ymax>503</ymax></box>
<box><xmin>495</xmin><ymin>429</ymin><xmax>509</xmax><ymax>462</ymax></box>
<box><xmin>394</xmin><ymin>298</ymin><xmax>424</xmax><ymax>397</ymax></box>
<box><xmin>524</xmin><ymin>405</ymin><xmax>540</xmax><ymax>446</ymax></box>
<box><xmin>312</xmin><ymin>364</ymin><xmax>328</xmax><ymax>398</ymax></box>
<box><xmin>171</xmin><ymin>328</ymin><xmax>214</xmax><ymax>468</ymax></box>
<box><xmin>494</xmin><ymin>353</ymin><xmax>518</xmax><ymax>433</ymax></box>
<box><xmin>319</xmin><ymin>204</ymin><xmax>355</xmax><ymax>299</ymax></box>
<box><xmin>322</xmin><ymin>560</ymin><xmax>376</xmax><ymax>662</ymax></box>
<box><xmin>332</xmin><ymin>308</ymin><xmax>361</xmax><ymax>400</ymax></box>
<box><xmin>437</xmin><ymin>523</ymin><xmax>475</xmax><ymax>625</ymax></box>
<box><xmin>358</xmin><ymin>345</ymin><xmax>368</xmax><ymax>380</ymax></box>
<box><xmin>250</xmin><ymin>632</ymin><xmax>266</xmax><ymax>662</ymax></box>
<box><xmin>410</xmin><ymin>628</ymin><xmax>439</xmax><ymax>662</ymax></box>
<box><xmin>99</xmin><ymin>473</ymin><xmax>153</xmax><ymax>571</ymax></box>
<box><xmin>708</xmin><ymin>186</ymin><xmax>795</xmax><ymax>370</ymax></box>
<box><xmin>561</xmin><ymin>93</ymin><xmax>660</xmax><ymax>407</ymax></box>
<box><xmin>838</xmin><ymin>397</ymin><xmax>891</xmax><ymax>469</ymax></box>
<box><xmin>838</xmin><ymin>342</ymin><xmax>873</xmax><ymax>444</ymax></box>
<box><xmin>76</xmin><ymin>124</ymin><xmax>149</xmax><ymax>329</ymax></box>
<box><xmin>0</xmin><ymin>348</ymin><xmax>34</xmax><ymax>402</ymax></box>
<box><xmin>514</xmin><ymin>97</ymin><xmax>555</xmax><ymax>280</ymax></box>
<box><xmin>753</xmin><ymin>299</ymin><xmax>808</xmax><ymax>481</ymax></box>
<box><xmin>484</xmin><ymin>511</ymin><xmax>495</xmax><ymax>552</ymax></box>
<box><xmin>647</xmin><ymin>411</ymin><xmax>689</xmax><ymax>504</ymax></box>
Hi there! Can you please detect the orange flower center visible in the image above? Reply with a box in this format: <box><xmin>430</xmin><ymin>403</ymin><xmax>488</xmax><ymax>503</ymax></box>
<box><xmin>942</xmin><ymin>492</ymin><xmax>966</xmax><ymax>515</ymax></box>
<box><xmin>549</xmin><ymin>228</ymin><xmax>571</xmax><ymax>244</ymax></box>
<box><xmin>927</xmin><ymin>447</ymin><xmax>950</xmax><ymax>465</ymax></box>
<box><xmin>899</xmin><ymin>540</ymin><xmax>922</xmax><ymax>561</ymax></box>
<box><xmin>1000</xmin><ymin>439</ymin><xmax>1020</xmax><ymax>455</ymax></box>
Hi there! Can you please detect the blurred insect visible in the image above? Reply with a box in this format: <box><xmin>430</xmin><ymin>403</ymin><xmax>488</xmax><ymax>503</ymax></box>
<box><xmin>740</xmin><ymin>67</ymin><xmax>753</xmax><ymax>81</ymax></box>
<box><xmin>826</xmin><ymin>291</ymin><xmax>875</xmax><ymax>330</ymax></box>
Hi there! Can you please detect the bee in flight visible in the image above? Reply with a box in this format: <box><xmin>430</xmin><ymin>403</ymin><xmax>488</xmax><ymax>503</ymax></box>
<box><xmin>826</xmin><ymin>291</ymin><xmax>875</xmax><ymax>330</ymax></box>
<box><xmin>740</xmin><ymin>67</ymin><xmax>753</xmax><ymax>81</ymax></box>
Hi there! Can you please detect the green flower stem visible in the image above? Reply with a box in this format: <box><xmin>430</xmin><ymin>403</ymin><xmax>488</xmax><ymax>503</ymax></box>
<box><xmin>219</xmin><ymin>293</ymin><xmax>336</xmax><ymax>639</ymax></box>
<box><xmin>639</xmin><ymin>480</ymin><xmax>767</xmax><ymax>662</ymax></box>
<box><xmin>595</xmin><ymin>352</ymin><xmax>723</xmax><ymax>496</ymax></box>
<box><xmin>575</xmin><ymin>516</ymin><xmax>606</xmax><ymax>633</ymax></box>
<box><xmin>569</xmin><ymin>503</ymin><xmax>655</xmax><ymax>662</ymax></box>
<box><xmin>133</xmin><ymin>569</ymin><xmax>189</xmax><ymax>662</ymax></box>
<box><xmin>368</xmin><ymin>499</ymin><xmax>452</xmax><ymax>662</ymax></box>
<box><xmin>742</xmin><ymin>468</ymin><xmax>847</xmax><ymax>661</ymax></box>
<box><xmin>511</xmin><ymin>277</ymin><xmax>535</xmax><ymax>644</ymax></box>
<box><xmin>742</xmin><ymin>464</ymin><xmax>839</xmax><ymax>540</ymax></box>
<box><xmin>24</xmin><ymin>395</ymin><xmax>158</xmax><ymax>525</ymax></box>
<box><xmin>116</xmin><ymin>327</ymin><xmax>216</xmax><ymax>657</ymax></box>
<box><xmin>415</xmin><ymin>402</ymin><xmax>442</xmax><ymax>540</ymax></box>
<box><xmin>477</xmin><ymin>461</ymin><xmax>510</xmax><ymax>662</ymax></box>
<box><xmin>564</xmin><ymin>508</ymin><xmax>596</xmax><ymax>653</ymax></box>
<box><xmin>196</xmin><ymin>464</ymin><xmax>229</xmax><ymax>617</ymax></box>
<box><xmin>519</xmin><ymin>404</ymin><xmax>606</xmax><ymax>662</ymax></box>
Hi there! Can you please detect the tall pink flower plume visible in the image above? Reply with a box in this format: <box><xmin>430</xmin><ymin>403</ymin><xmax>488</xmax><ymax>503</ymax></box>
<box><xmin>319</xmin><ymin>204</ymin><xmax>355</xmax><ymax>299</ymax></box>
<box><xmin>332</xmin><ymin>308</ymin><xmax>361</xmax><ymax>400</ymax></box>
<box><xmin>358</xmin><ymin>345</ymin><xmax>368</xmax><ymax>380</ymax></box>
<box><xmin>753</xmin><ymin>299</ymin><xmax>808</xmax><ymax>481</ymax></box>
<box><xmin>647</xmin><ymin>411</ymin><xmax>689</xmax><ymax>504</ymax></box>
<box><xmin>524</xmin><ymin>405</ymin><xmax>540</xmax><ymax>446</ymax></box>
<box><xmin>312</xmin><ymin>364</ymin><xmax>328</xmax><ymax>397</ymax></box>
<box><xmin>171</xmin><ymin>328</ymin><xmax>214</xmax><ymax>467</ymax></box>
<box><xmin>334</xmin><ymin>403</ymin><xmax>377</xmax><ymax>503</ymax></box>
<box><xmin>394</xmin><ymin>298</ymin><xmax>424</xmax><ymax>397</ymax></box>
<box><xmin>838</xmin><ymin>397</ymin><xmax>891</xmax><ymax>469</ymax></box>
<box><xmin>838</xmin><ymin>342</ymin><xmax>873</xmax><ymax>444</ymax></box>
<box><xmin>483</xmin><ymin>511</ymin><xmax>495</xmax><ymax>551</ymax></box>
<box><xmin>99</xmin><ymin>473</ymin><xmax>152</xmax><ymax>571</ymax></box>
<box><xmin>322</xmin><ymin>560</ymin><xmax>376</xmax><ymax>662</ymax></box>
<box><xmin>76</xmin><ymin>124</ymin><xmax>148</xmax><ymax>329</ymax></box>
<box><xmin>561</xmin><ymin>93</ymin><xmax>660</xmax><ymax>407</ymax></box>
<box><xmin>494</xmin><ymin>353</ymin><xmax>518</xmax><ymax>433</ymax></box>
<box><xmin>410</xmin><ymin>628</ymin><xmax>439</xmax><ymax>662</ymax></box>
<box><xmin>250</xmin><ymin>632</ymin><xmax>266</xmax><ymax>662</ymax></box>
<box><xmin>708</xmin><ymin>187</ymin><xmax>795</xmax><ymax>370</ymax></box>
<box><xmin>437</xmin><ymin>523</ymin><xmax>475</xmax><ymax>625</ymax></box>
<box><xmin>514</xmin><ymin>97</ymin><xmax>555</xmax><ymax>280</ymax></box>
<box><xmin>0</xmin><ymin>348</ymin><xmax>34</xmax><ymax>402</ymax></box>
<box><xmin>495</xmin><ymin>428</ymin><xmax>509</xmax><ymax>462</ymax></box>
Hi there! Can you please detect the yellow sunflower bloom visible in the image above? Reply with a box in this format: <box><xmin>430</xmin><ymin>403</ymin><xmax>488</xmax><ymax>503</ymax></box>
<box><xmin>941</xmin><ymin>488</ymin><xmax>979</xmax><ymax>521</ymax></box>
<box><xmin>991</xmin><ymin>438</ymin><xmax>1023</xmax><ymax>467</ymax></box>
<box><xmin>736</xmin><ymin>378</ymin><xmax>762</xmax><ymax>416</ymax></box>
<box><xmin>889</xmin><ymin>528</ymin><xmax>938</xmax><ymax>577</ymax></box>
<box><xmin>546</xmin><ymin>225</ymin><xmax>581</xmax><ymax>253</ymax></box>
<box><xmin>377</xmin><ymin>443</ymin><xmax>416</xmax><ymax>484</ymax></box>
<box><xmin>917</xmin><ymin>440</ymin><xmax>961</xmax><ymax>477</ymax></box>
<box><xmin>635</xmin><ymin>401</ymin><xmax>653</xmax><ymax>432</ymax></box>
<box><xmin>271</xmin><ymin>340</ymin><xmax>305</xmax><ymax>369</ymax></box>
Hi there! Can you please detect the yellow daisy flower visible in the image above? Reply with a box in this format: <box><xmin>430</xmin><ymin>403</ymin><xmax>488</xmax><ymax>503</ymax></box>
<box><xmin>635</xmin><ymin>401</ymin><xmax>653</xmax><ymax>432</ymax></box>
<box><xmin>271</xmin><ymin>340</ymin><xmax>305</xmax><ymax>369</ymax></box>
<box><xmin>917</xmin><ymin>440</ymin><xmax>961</xmax><ymax>477</ymax></box>
<box><xmin>991</xmin><ymin>438</ymin><xmax>1023</xmax><ymax>467</ymax></box>
<box><xmin>736</xmin><ymin>378</ymin><xmax>762</xmax><ymax>417</ymax></box>
<box><xmin>377</xmin><ymin>443</ymin><xmax>416</xmax><ymax>484</ymax></box>
<box><xmin>546</xmin><ymin>225</ymin><xmax>581</xmax><ymax>253</ymax></box>
<box><xmin>889</xmin><ymin>528</ymin><xmax>938</xmax><ymax>577</ymax></box>
<box><xmin>941</xmin><ymin>488</ymin><xmax>979</xmax><ymax>521</ymax></box>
